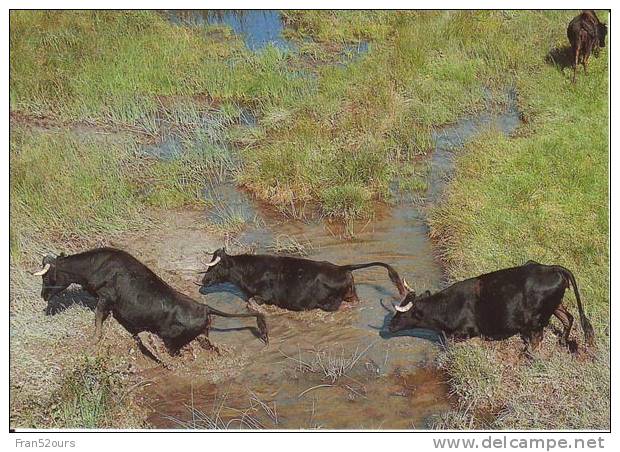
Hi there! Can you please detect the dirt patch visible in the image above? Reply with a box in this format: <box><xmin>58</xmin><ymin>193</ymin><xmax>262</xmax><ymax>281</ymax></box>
<box><xmin>10</xmin><ymin>110</ymin><xmax>151</xmax><ymax>140</ymax></box>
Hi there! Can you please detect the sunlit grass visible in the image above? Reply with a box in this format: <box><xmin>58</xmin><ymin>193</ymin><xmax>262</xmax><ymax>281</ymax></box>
<box><xmin>429</xmin><ymin>10</ymin><xmax>609</xmax><ymax>430</ymax></box>
<box><xmin>9</xmin><ymin>127</ymin><xmax>147</xmax><ymax>262</ymax></box>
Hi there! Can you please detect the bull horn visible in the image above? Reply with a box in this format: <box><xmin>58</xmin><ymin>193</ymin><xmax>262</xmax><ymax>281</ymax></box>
<box><xmin>32</xmin><ymin>263</ymin><xmax>51</xmax><ymax>276</ymax></box>
<box><xmin>403</xmin><ymin>278</ymin><xmax>413</xmax><ymax>292</ymax></box>
<box><xmin>205</xmin><ymin>256</ymin><xmax>221</xmax><ymax>268</ymax></box>
<box><xmin>393</xmin><ymin>300</ymin><xmax>413</xmax><ymax>313</ymax></box>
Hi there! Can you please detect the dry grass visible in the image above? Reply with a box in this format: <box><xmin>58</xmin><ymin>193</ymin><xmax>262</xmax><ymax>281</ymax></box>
<box><xmin>10</xmin><ymin>302</ymin><xmax>146</xmax><ymax>428</ymax></box>
<box><xmin>162</xmin><ymin>389</ymin><xmax>279</xmax><ymax>429</ymax></box>
<box><xmin>432</xmin><ymin>335</ymin><xmax>610</xmax><ymax>430</ymax></box>
<box><xmin>281</xmin><ymin>343</ymin><xmax>375</xmax><ymax>383</ymax></box>
<box><xmin>266</xmin><ymin>234</ymin><xmax>314</xmax><ymax>256</ymax></box>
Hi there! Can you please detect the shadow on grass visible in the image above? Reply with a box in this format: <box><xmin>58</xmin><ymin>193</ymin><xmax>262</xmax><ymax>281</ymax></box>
<box><xmin>545</xmin><ymin>45</ymin><xmax>573</xmax><ymax>71</ymax></box>
<box><xmin>45</xmin><ymin>287</ymin><xmax>97</xmax><ymax>316</ymax></box>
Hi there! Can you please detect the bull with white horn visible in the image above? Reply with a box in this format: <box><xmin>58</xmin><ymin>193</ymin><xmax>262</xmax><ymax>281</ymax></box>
<box><xmin>32</xmin><ymin>253</ymin><xmax>68</xmax><ymax>301</ymax></box>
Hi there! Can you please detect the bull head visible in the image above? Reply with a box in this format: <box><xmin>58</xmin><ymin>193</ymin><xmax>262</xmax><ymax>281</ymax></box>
<box><xmin>393</xmin><ymin>299</ymin><xmax>413</xmax><ymax>312</ymax></box>
<box><xmin>198</xmin><ymin>248</ymin><xmax>230</xmax><ymax>291</ymax></box>
<box><xmin>392</xmin><ymin>278</ymin><xmax>415</xmax><ymax>312</ymax></box>
<box><xmin>32</xmin><ymin>253</ymin><xmax>57</xmax><ymax>276</ymax></box>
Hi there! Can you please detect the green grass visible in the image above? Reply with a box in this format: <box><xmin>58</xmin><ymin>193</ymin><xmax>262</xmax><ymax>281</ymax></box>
<box><xmin>54</xmin><ymin>356</ymin><xmax>119</xmax><ymax>428</ymax></box>
<box><xmin>10</xmin><ymin>10</ymin><xmax>503</xmax><ymax>225</ymax></box>
<box><xmin>10</xmin><ymin>11</ymin><xmax>310</xmax><ymax>124</ymax></box>
<box><xmin>282</xmin><ymin>10</ymin><xmax>395</xmax><ymax>43</ymax></box>
<box><xmin>9</xmin><ymin>127</ymin><xmax>147</xmax><ymax>262</ymax></box>
<box><xmin>428</xmin><ymin>11</ymin><xmax>609</xmax><ymax>430</ymax></box>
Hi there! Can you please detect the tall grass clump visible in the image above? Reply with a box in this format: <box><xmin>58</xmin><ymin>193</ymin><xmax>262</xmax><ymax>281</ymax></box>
<box><xmin>10</xmin><ymin>127</ymin><xmax>147</xmax><ymax>263</ymax></box>
<box><xmin>51</xmin><ymin>355</ymin><xmax>144</xmax><ymax>428</ymax></box>
<box><xmin>54</xmin><ymin>356</ymin><xmax>118</xmax><ymax>428</ymax></box>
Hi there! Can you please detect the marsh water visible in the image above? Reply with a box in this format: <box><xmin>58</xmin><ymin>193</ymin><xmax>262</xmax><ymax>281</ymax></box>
<box><xmin>135</xmin><ymin>84</ymin><xmax>522</xmax><ymax>429</ymax></box>
<box><xmin>165</xmin><ymin>10</ymin><xmax>294</xmax><ymax>51</ymax></box>
<box><xmin>163</xmin><ymin>9</ymin><xmax>369</xmax><ymax>59</ymax></box>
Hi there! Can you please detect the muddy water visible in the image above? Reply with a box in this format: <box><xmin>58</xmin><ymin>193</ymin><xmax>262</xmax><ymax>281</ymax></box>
<box><xmin>138</xmin><ymin>90</ymin><xmax>521</xmax><ymax>429</ymax></box>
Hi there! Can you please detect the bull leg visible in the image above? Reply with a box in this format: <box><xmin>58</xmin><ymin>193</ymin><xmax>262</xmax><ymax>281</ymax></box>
<box><xmin>573</xmin><ymin>42</ymin><xmax>581</xmax><ymax>83</ymax></box>
<box><xmin>132</xmin><ymin>334</ymin><xmax>165</xmax><ymax>366</ymax></box>
<box><xmin>91</xmin><ymin>298</ymin><xmax>111</xmax><ymax>345</ymax></box>
<box><xmin>163</xmin><ymin>337</ymin><xmax>182</xmax><ymax>357</ymax></box>
<box><xmin>343</xmin><ymin>283</ymin><xmax>359</xmax><ymax>304</ymax></box>
<box><xmin>521</xmin><ymin>330</ymin><xmax>544</xmax><ymax>360</ymax></box>
<box><xmin>553</xmin><ymin>304</ymin><xmax>574</xmax><ymax>346</ymax></box>
<box><xmin>553</xmin><ymin>304</ymin><xmax>578</xmax><ymax>353</ymax></box>
<box><xmin>530</xmin><ymin>330</ymin><xmax>544</xmax><ymax>351</ymax></box>
<box><xmin>197</xmin><ymin>334</ymin><xmax>220</xmax><ymax>355</ymax></box>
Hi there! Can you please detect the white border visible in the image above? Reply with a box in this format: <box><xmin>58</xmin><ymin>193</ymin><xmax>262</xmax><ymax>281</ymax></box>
<box><xmin>3</xmin><ymin>2</ymin><xmax>614</xmax><ymax>450</ymax></box>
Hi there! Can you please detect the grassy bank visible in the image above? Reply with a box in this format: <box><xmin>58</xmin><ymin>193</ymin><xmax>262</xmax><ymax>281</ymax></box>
<box><xmin>428</xmin><ymin>12</ymin><xmax>609</xmax><ymax>429</ymax></box>
<box><xmin>10</xmin><ymin>299</ymin><xmax>147</xmax><ymax>428</ymax></box>
<box><xmin>10</xmin><ymin>11</ymin><xmax>309</xmax><ymax>124</ymax></box>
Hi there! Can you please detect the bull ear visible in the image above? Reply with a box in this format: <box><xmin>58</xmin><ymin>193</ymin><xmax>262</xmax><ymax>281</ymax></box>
<box><xmin>42</xmin><ymin>254</ymin><xmax>57</xmax><ymax>265</ymax></box>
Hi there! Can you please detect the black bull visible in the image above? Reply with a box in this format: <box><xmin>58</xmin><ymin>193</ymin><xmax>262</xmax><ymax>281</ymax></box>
<box><xmin>198</xmin><ymin>248</ymin><xmax>408</xmax><ymax>311</ymax></box>
<box><xmin>389</xmin><ymin>261</ymin><xmax>594</xmax><ymax>354</ymax></box>
<box><xmin>34</xmin><ymin>247</ymin><xmax>268</xmax><ymax>360</ymax></box>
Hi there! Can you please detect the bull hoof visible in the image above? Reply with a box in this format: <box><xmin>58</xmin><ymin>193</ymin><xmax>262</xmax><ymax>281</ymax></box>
<box><xmin>87</xmin><ymin>335</ymin><xmax>102</xmax><ymax>350</ymax></box>
<box><xmin>567</xmin><ymin>340</ymin><xmax>579</xmax><ymax>355</ymax></box>
<box><xmin>520</xmin><ymin>349</ymin><xmax>536</xmax><ymax>362</ymax></box>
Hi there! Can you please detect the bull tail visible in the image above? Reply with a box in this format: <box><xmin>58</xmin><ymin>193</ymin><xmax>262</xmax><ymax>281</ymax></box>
<box><xmin>205</xmin><ymin>304</ymin><xmax>269</xmax><ymax>345</ymax></box>
<box><xmin>339</xmin><ymin>262</ymin><xmax>407</xmax><ymax>297</ymax></box>
<box><xmin>554</xmin><ymin>266</ymin><xmax>595</xmax><ymax>347</ymax></box>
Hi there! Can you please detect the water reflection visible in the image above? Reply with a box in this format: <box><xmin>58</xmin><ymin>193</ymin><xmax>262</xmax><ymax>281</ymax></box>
<box><xmin>165</xmin><ymin>10</ymin><xmax>295</xmax><ymax>51</ymax></box>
